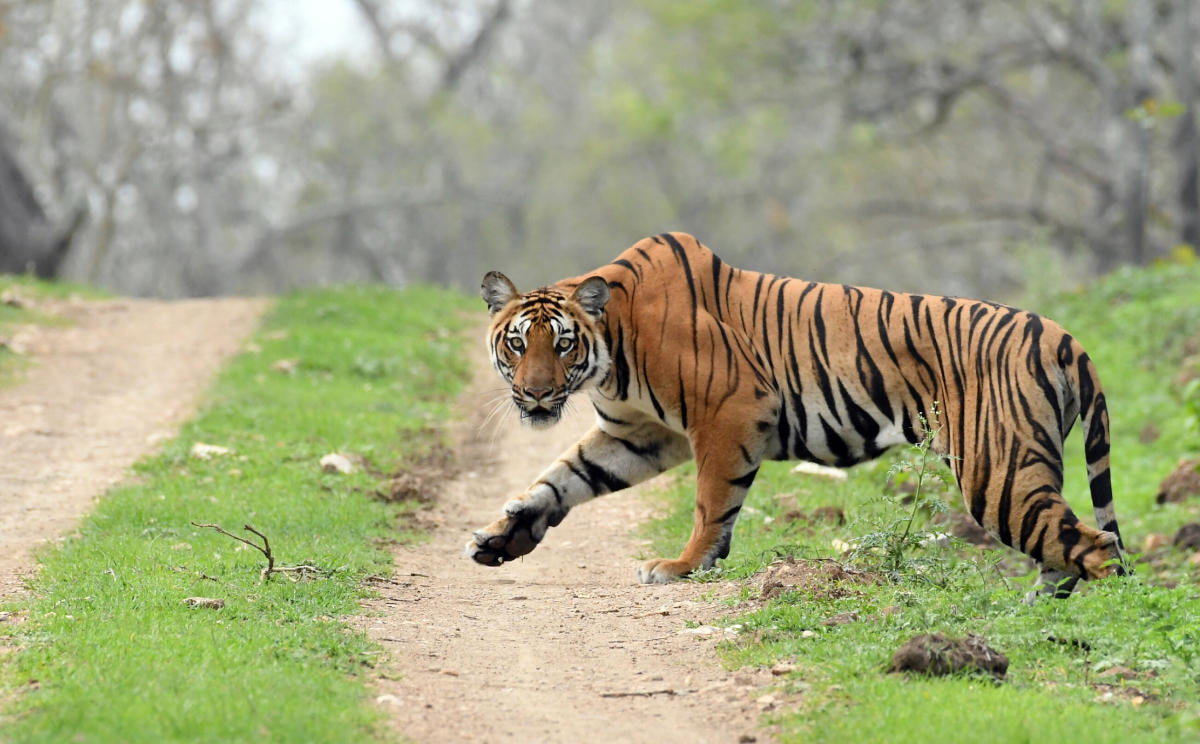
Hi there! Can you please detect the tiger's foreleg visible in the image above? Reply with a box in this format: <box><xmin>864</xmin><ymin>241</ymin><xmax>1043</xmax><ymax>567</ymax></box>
<box><xmin>637</xmin><ymin>426</ymin><xmax>768</xmax><ymax>584</ymax></box>
<box><xmin>466</xmin><ymin>421</ymin><xmax>691</xmax><ymax>567</ymax></box>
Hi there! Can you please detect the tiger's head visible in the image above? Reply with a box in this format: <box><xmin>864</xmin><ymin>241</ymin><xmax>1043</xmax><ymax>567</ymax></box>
<box><xmin>481</xmin><ymin>271</ymin><xmax>611</xmax><ymax>429</ymax></box>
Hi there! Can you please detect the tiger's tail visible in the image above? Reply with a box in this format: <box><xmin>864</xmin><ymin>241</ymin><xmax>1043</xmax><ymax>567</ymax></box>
<box><xmin>1065</xmin><ymin>338</ymin><xmax>1128</xmax><ymax>572</ymax></box>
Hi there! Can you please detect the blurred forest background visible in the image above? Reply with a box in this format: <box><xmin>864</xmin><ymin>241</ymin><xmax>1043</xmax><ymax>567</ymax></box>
<box><xmin>2</xmin><ymin>0</ymin><xmax>1199</xmax><ymax>299</ymax></box>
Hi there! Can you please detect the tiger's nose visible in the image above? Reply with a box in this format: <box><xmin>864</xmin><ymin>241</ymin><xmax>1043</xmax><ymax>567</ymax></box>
<box><xmin>521</xmin><ymin>385</ymin><xmax>553</xmax><ymax>401</ymax></box>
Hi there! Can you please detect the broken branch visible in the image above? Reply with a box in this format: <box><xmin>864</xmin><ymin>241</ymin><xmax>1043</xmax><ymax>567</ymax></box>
<box><xmin>191</xmin><ymin>521</ymin><xmax>322</xmax><ymax>582</ymax></box>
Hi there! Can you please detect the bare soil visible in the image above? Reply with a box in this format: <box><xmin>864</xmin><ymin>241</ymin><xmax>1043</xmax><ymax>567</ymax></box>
<box><xmin>359</xmin><ymin>328</ymin><xmax>774</xmax><ymax>744</ymax></box>
<box><xmin>0</xmin><ymin>296</ymin><xmax>266</xmax><ymax>600</ymax></box>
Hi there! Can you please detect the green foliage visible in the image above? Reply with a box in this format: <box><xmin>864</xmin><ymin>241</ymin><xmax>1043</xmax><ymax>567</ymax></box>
<box><xmin>851</xmin><ymin>407</ymin><xmax>954</xmax><ymax>576</ymax></box>
<box><xmin>0</xmin><ymin>284</ymin><xmax>475</xmax><ymax>743</ymax></box>
<box><xmin>642</xmin><ymin>260</ymin><xmax>1200</xmax><ymax>740</ymax></box>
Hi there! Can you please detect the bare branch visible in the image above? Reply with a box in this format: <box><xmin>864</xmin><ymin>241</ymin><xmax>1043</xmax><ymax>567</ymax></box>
<box><xmin>191</xmin><ymin>521</ymin><xmax>322</xmax><ymax>582</ymax></box>
<box><xmin>440</xmin><ymin>0</ymin><xmax>511</xmax><ymax>93</ymax></box>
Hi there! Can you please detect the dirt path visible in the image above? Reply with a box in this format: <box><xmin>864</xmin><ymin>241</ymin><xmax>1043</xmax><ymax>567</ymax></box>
<box><xmin>0</xmin><ymin>295</ymin><xmax>267</xmax><ymax>600</ymax></box>
<box><xmin>360</xmin><ymin>328</ymin><xmax>773</xmax><ymax>744</ymax></box>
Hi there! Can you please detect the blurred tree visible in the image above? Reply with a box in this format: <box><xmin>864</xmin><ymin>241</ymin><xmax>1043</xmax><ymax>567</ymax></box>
<box><xmin>0</xmin><ymin>0</ymin><xmax>291</xmax><ymax>295</ymax></box>
<box><xmin>5</xmin><ymin>0</ymin><xmax>1199</xmax><ymax>297</ymax></box>
<box><xmin>0</xmin><ymin>115</ymin><xmax>84</xmax><ymax>276</ymax></box>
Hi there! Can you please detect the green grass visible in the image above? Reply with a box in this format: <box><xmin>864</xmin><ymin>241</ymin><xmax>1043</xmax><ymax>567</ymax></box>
<box><xmin>0</xmin><ymin>284</ymin><xmax>476</xmax><ymax>743</ymax></box>
<box><xmin>642</xmin><ymin>258</ymin><xmax>1200</xmax><ymax>743</ymax></box>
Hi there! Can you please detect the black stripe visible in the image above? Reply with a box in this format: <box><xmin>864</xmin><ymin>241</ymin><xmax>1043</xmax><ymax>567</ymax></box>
<box><xmin>577</xmin><ymin>451</ymin><xmax>631</xmax><ymax>494</ymax></box>
<box><xmin>728</xmin><ymin>467</ymin><xmax>760</xmax><ymax>490</ymax></box>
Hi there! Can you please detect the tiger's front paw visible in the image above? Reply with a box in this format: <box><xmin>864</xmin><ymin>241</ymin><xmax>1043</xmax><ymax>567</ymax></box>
<box><xmin>636</xmin><ymin>558</ymin><xmax>696</xmax><ymax>584</ymax></box>
<box><xmin>464</xmin><ymin>500</ymin><xmax>559</xmax><ymax>567</ymax></box>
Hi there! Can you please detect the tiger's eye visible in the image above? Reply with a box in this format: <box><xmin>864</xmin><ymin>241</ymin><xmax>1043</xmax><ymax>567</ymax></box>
<box><xmin>508</xmin><ymin>337</ymin><xmax>525</xmax><ymax>353</ymax></box>
<box><xmin>555</xmin><ymin>338</ymin><xmax>574</xmax><ymax>353</ymax></box>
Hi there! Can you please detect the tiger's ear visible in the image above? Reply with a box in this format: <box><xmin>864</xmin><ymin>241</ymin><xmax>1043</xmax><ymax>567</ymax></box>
<box><xmin>481</xmin><ymin>271</ymin><xmax>519</xmax><ymax>315</ymax></box>
<box><xmin>571</xmin><ymin>275</ymin><xmax>610</xmax><ymax>318</ymax></box>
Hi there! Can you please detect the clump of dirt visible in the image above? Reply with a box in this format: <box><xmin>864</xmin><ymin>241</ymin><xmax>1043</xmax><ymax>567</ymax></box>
<box><xmin>887</xmin><ymin>632</ymin><xmax>1008</xmax><ymax>680</ymax></box>
<box><xmin>778</xmin><ymin>505</ymin><xmax>846</xmax><ymax>526</ymax></box>
<box><xmin>820</xmin><ymin>611</ymin><xmax>859</xmax><ymax>627</ymax></box>
<box><xmin>931</xmin><ymin>511</ymin><xmax>998</xmax><ymax>548</ymax></box>
<box><xmin>1173</xmin><ymin>523</ymin><xmax>1200</xmax><ymax>550</ymax></box>
<box><xmin>1092</xmin><ymin>665</ymin><xmax>1157</xmax><ymax>705</ymax></box>
<box><xmin>1156</xmin><ymin>459</ymin><xmax>1200</xmax><ymax>504</ymax></box>
<box><xmin>377</xmin><ymin>438</ymin><xmax>456</xmax><ymax>504</ymax></box>
<box><xmin>758</xmin><ymin>558</ymin><xmax>878</xmax><ymax>600</ymax></box>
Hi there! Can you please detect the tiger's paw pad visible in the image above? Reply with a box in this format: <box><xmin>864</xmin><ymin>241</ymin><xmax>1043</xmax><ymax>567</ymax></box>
<box><xmin>464</xmin><ymin>503</ymin><xmax>556</xmax><ymax>567</ymax></box>
<box><xmin>636</xmin><ymin>558</ymin><xmax>695</xmax><ymax>584</ymax></box>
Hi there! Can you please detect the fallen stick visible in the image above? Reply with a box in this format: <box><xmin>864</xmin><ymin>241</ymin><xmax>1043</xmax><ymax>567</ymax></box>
<box><xmin>191</xmin><ymin>521</ymin><xmax>322</xmax><ymax>582</ymax></box>
<box><xmin>599</xmin><ymin>688</ymin><xmax>695</xmax><ymax>698</ymax></box>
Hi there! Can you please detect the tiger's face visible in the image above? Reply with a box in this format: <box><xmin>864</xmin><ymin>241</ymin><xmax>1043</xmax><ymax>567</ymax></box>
<box><xmin>481</xmin><ymin>271</ymin><xmax>611</xmax><ymax>429</ymax></box>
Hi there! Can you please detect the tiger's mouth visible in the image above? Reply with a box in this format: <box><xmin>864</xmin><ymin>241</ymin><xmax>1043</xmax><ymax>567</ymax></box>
<box><xmin>516</xmin><ymin>398</ymin><xmax>566</xmax><ymax>429</ymax></box>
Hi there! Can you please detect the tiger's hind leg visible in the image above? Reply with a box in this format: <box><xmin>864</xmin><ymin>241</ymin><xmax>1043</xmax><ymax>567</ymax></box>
<box><xmin>954</xmin><ymin>432</ymin><xmax>1123</xmax><ymax>592</ymax></box>
<box><xmin>1025</xmin><ymin>567</ymin><xmax>1079</xmax><ymax>603</ymax></box>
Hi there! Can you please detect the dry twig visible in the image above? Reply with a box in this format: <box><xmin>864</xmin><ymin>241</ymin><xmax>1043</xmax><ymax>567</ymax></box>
<box><xmin>191</xmin><ymin>521</ymin><xmax>322</xmax><ymax>582</ymax></box>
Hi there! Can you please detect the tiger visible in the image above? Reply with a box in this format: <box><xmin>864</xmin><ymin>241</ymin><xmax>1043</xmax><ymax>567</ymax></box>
<box><xmin>465</xmin><ymin>231</ymin><xmax>1126</xmax><ymax>598</ymax></box>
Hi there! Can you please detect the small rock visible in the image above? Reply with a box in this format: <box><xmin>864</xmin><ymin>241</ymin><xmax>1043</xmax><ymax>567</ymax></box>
<box><xmin>755</xmin><ymin>693</ymin><xmax>777</xmax><ymax>709</ymax></box>
<box><xmin>801</xmin><ymin>629</ymin><xmax>817</xmax><ymax>638</ymax></box>
<box><xmin>182</xmin><ymin>597</ymin><xmax>225</xmax><ymax>609</ymax></box>
<box><xmin>1173</xmin><ymin>523</ymin><xmax>1200</xmax><ymax>550</ymax></box>
<box><xmin>791</xmin><ymin>462</ymin><xmax>848</xmax><ymax>481</ymax></box>
<box><xmin>320</xmin><ymin>452</ymin><xmax>355</xmax><ymax>474</ymax></box>
<box><xmin>1142</xmin><ymin>533</ymin><xmax>1168</xmax><ymax>552</ymax></box>
<box><xmin>190</xmin><ymin>442</ymin><xmax>232</xmax><ymax>460</ymax></box>
<box><xmin>680</xmin><ymin>625</ymin><xmax>719</xmax><ymax>636</ymax></box>
<box><xmin>271</xmin><ymin>358</ymin><xmax>299</xmax><ymax>375</ymax></box>
<box><xmin>375</xmin><ymin>694</ymin><xmax>403</xmax><ymax>706</ymax></box>
<box><xmin>770</xmin><ymin>662</ymin><xmax>796</xmax><ymax>676</ymax></box>
<box><xmin>738</xmin><ymin>735</ymin><xmax>757</xmax><ymax>743</ymax></box>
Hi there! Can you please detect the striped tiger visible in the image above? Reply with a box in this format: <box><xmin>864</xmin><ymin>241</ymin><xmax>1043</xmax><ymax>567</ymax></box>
<box><xmin>466</xmin><ymin>232</ymin><xmax>1126</xmax><ymax>597</ymax></box>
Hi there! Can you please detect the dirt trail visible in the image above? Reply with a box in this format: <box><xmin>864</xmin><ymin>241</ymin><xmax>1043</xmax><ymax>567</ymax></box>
<box><xmin>360</xmin><ymin>328</ymin><xmax>772</xmax><ymax>744</ymax></box>
<box><xmin>0</xmin><ymin>296</ymin><xmax>267</xmax><ymax>600</ymax></box>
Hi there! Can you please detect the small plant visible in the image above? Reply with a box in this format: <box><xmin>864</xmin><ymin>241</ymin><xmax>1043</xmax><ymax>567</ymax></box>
<box><xmin>850</xmin><ymin>403</ymin><xmax>955</xmax><ymax>577</ymax></box>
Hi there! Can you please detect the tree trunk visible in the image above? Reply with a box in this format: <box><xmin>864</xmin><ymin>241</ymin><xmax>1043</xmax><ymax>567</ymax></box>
<box><xmin>0</xmin><ymin>120</ymin><xmax>84</xmax><ymax>277</ymax></box>
<box><xmin>1124</xmin><ymin>0</ymin><xmax>1154</xmax><ymax>266</ymax></box>
<box><xmin>1174</xmin><ymin>0</ymin><xmax>1200</xmax><ymax>248</ymax></box>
